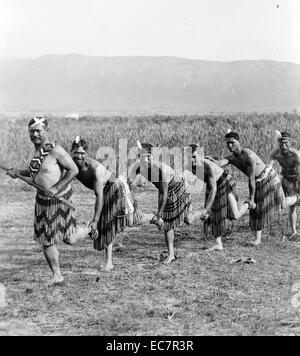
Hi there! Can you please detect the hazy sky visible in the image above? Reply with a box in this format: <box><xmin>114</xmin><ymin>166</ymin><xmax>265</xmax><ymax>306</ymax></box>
<box><xmin>0</xmin><ymin>0</ymin><xmax>299</xmax><ymax>62</ymax></box>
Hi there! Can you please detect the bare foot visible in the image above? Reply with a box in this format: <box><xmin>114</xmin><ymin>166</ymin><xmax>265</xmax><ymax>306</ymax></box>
<box><xmin>134</xmin><ymin>213</ymin><xmax>154</xmax><ymax>226</ymax></box>
<box><xmin>104</xmin><ymin>263</ymin><xmax>114</xmax><ymax>272</ymax></box>
<box><xmin>48</xmin><ymin>275</ymin><xmax>64</xmax><ymax>286</ymax></box>
<box><xmin>163</xmin><ymin>256</ymin><xmax>177</xmax><ymax>264</ymax></box>
<box><xmin>64</xmin><ymin>225</ymin><xmax>90</xmax><ymax>244</ymax></box>
<box><xmin>206</xmin><ymin>244</ymin><xmax>223</xmax><ymax>252</ymax></box>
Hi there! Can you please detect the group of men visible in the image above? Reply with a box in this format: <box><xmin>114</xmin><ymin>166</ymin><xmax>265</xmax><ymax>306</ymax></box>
<box><xmin>6</xmin><ymin>117</ymin><xmax>300</xmax><ymax>285</ymax></box>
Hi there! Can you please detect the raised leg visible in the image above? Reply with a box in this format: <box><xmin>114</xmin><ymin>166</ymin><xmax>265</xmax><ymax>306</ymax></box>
<box><xmin>64</xmin><ymin>225</ymin><xmax>89</xmax><ymax>245</ymax></box>
<box><xmin>228</xmin><ymin>192</ymin><xmax>250</xmax><ymax>220</ymax></box>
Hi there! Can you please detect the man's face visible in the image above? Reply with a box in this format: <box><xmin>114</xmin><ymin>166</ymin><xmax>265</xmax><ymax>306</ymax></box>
<box><xmin>192</xmin><ymin>152</ymin><xmax>197</xmax><ymax>166</ymax></box>
<box><xmin>72</xmin><ymin>147</ymin><xmax>87</xmax><ymax>169</ymax></box>
<box><xmin>278</xmin><ymin>139</ymin><xmax>290</xmax><ymax>154</ymax></box>
<box><xmin>226</xmin><ymin>137</ymin><xmax>239</xmax><ymax>153</ymax></box>
<box><xmin>28</xmin><ymin>124</ymin><xmax>48</xmax><ymax>145</ymax></box>
<box><xmin>140</xmin><ymin>152</ymin><xmax>152</xmax><ymax>167</ymax></box>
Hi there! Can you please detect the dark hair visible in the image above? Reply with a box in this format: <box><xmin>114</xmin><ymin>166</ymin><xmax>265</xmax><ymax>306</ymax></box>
<box><xmin>141</xmin><ymin>143</ymin><xmax>153</xmax><ymax>154</ymax></box>
<box><xmin>28</xmin><ymin>116</ymin><xmax>49</xmax><ymax>128</ymax></box>
<box><xmin>225</xmin><ymin>132</ymin><xmax>240</xmax><ymax>141</ymax></box>
<box><xmin>280</xmin><ymin>132</ymin><xmax>291</xmax><ymax>139</ymax></box>
<box><xmin>188</xmin><ymin>144</ymin><xmax>199</xmax><ymax>154</ymax></box>
<box><xmin>71</xmin><ymin>138</ymin><xmax>88</xmax><ymax>151</ymax></box>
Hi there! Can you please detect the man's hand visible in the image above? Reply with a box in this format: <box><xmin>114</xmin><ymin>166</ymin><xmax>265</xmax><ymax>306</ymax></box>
<box><xmin>200</xmin><ymin>209</ymin><xmax>210</xmax><ymax>221</ymax></box>
<box><xmin>245</xmin><ymin>199</ymin><xmax>256</xmax><ymax>210</ymax></box>
<box><xmin>88</xmin><ymin>221</ymin><xmax>99</xmax><ymax>240</ymax></box>
<box><xmin>150</xmin><ymin>215</ymin><xmax>165</xmax><ymax>230</ymax></box>
<box><xmin>6</xmin><ymin>168</ymin><xmax>18</xmax><ymax>179</ymax></box>
<box><xmin>47</xmin><ymin>186</ymin><xmax>60</xmax><ymax>196</ymax></box>
<box><xmin>89</xmin><ymin>221</ymin><xmax>98</xmax><ymax>232</ymax></box>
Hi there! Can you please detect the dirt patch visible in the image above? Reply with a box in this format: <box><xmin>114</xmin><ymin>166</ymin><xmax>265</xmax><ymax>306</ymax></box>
<box><xmin>0</xmin><ymin>185</ymin><xmax>299</xmax><ymax>335</ymax></box>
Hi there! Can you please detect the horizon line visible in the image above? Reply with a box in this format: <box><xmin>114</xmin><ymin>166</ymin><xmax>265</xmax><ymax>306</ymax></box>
<box><xmin>1</xmin><ymin>53</ymin><xmax>300</xmax><ymax>65</ymax></box>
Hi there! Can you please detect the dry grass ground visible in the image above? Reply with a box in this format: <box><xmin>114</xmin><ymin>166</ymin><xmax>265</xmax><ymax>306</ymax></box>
<box><xmin>0</xmin><ymin>181</ymin><xmax>299</xmax><ymax>336</ymax></box>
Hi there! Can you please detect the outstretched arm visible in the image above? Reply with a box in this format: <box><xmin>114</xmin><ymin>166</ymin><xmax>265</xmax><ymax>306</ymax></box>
<box><xmin>205</xmin><ymin>156</ymin><xmax>230</xmax><ymax>168</ymax></box>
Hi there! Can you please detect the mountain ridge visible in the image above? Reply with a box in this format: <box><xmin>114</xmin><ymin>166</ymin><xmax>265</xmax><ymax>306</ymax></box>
<box><xmin>1</xmin><ymin>55</ymin><xmax>299</xmax><ymax>113</ymax></box>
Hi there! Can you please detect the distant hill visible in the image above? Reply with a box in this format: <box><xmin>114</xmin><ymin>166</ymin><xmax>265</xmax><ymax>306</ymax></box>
<box><xmin>0</xmin><ymin>55</ymin><xmax>299</xmax><ymax>113</ymax></box>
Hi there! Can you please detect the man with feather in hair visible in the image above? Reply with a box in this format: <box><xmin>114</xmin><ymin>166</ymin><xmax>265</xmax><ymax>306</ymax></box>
<box><xmin>207</xmin><ymin>130</ymin><xmax>284</xmax><ymax>246</ymax></box>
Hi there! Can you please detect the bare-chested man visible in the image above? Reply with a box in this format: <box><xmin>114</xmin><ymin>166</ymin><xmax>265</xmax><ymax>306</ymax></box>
<box><xmin>207</xmin><ymin>131</ymin><xmax>284</xmax><ymax>246</ymax></box>
<box><xmin>7</xmin><ymin>117</ymin><xmax>79</xmax><ymax>285</ymax></box>
<box><xmin>128</xmin><ymin>143</ymin><xmax>192</xmax><ymax>264</ymax></box>
<box><xmin>71</xmin><ymin>137</ymin><xmax>140</xmax><ymax>271</ymax></box>
<box><xmin>185</xmin><ymin>144</ymin><xmax>250</xmax><ymax>251</ymax></box>
<box><xmin>268</xmin><ymin>132</ymin><xmax>300</xmax><ymax>238</ymax></box>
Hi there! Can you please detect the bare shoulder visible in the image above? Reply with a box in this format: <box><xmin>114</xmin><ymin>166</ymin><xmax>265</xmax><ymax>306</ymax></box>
<box><xmin>290</xmin><ymin>147</ymin><xmax>300</xmax><ymax>157</ymax></box>
<box><xmin>50</xmin><ymin>144</ymin><xmax>70</xmax><ymax>158</ymax></box>
<box><xmin>88</xmin><ymin>157</ymin><xmax>103</xmax><ymax>170</ymax></box>
<box><xmin>159</xmin><ymin>162</ymin><xmax>175</xmax><ymax>181</ymax></box>
<box><xmin>270</xmin><ymin>148</ymin><xmax>280</xmax><ymax>158</ymax></box>
<box><xmin>224</xmin><ymin>153</ymin><xmax>235</xmax><ymax>163</ymax></box>
<box><xmin>204</xmin><ymin>158</ymin><xmax>216</xmax><ymax>172</ymax></box>
<box><xmin>243</xmin><ymin>148</ymin><xmax>258</xmax><ymax>160</ymax></box>
<box><xmin>90</xmin><ymin>158</ymin><xmax>110</xmax><ymax>176</ymax></box>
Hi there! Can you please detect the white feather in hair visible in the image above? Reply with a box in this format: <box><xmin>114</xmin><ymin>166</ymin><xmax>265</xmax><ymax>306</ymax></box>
<box><xmin>275</xmin><ymin>130</ymin><xmax>282</xmax><ymax>139</ymax></box>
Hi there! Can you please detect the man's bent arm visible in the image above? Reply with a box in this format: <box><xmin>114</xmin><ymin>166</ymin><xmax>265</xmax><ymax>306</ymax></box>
<box><xmin>206</xmin><ymin>156</ymin><xmax>230</xmax><ymax>168</ymax></box>
<box><xmin>295</xmin><ymin>154</ymin><xmax>300</xmax><ymax>188</ymax></box>
<box><xmin>51</xmin><ymin>146</ymin><xmax>79</xmax><ymax>192</ymax></box>
<box><xmin>247</xmin><ymin>156</ymin><xmax>257</xmax><ymax>203</ymax></box>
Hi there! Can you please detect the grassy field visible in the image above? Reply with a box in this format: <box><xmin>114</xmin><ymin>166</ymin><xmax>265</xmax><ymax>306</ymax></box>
<box><xmin>0</xmin><ymin>180</ymin><xmax>299</xmax><ymax>336</ymax></box>
<box><xmin>1</xmin><ymin>112</ymin><xmax>300</xmax><ymax>179</ymax></box>
<box><xmin>0</xmin><ymin>113</ymin><xmax>299</xmax><ymax>335</ymax></box>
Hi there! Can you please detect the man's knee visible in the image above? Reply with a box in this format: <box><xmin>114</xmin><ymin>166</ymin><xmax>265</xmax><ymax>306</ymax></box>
<box><xmin>64</xmin><ymin>237</ymin><xmax>75</xmax><ymax>245</ymax></box>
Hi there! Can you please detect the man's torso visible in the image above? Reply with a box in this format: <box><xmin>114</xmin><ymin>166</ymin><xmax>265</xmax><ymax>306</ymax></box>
<box><xmin>77</xmin><ymin>158</ymin><xmax>111</xmax><ymax>190</ymax></box>
<box><xmin>228</xmin><ymin>148</ymin><xmax>265</xmax><ymax>178</ymax></box>
<box><xmin>33</xmin><ymin>148</ymin><xmax>63</xmax><ymax>190</ymax></box>
<box><xmin>274</xmin><ymin>148</ymin><xmax>299</xmax><ymax>176</ymax></box>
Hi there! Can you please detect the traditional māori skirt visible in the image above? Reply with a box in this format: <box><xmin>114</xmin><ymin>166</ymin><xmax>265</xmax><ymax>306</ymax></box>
<box><xmin>250</xmin><ymin>166</ymin><xmax>284</xmax><ymax>231</ymax></box>
<box><xmin>205</xmin><ymin>170</ymin><xmax>237</xmax><ymax>237</ymax></box>
<box><xmin>281</xmin><ymin>171</ymin><xmax>300</xmax><ymax>204</ymax></box>
<box><xmin>161</xmin><ymin>176</ymin><xmax>191</xmax><ymax>231</ymax></box>
<box><xmin>94</xmin><ymin>178</ymin><xmax>127</xmax><ymax>251</ymax></box>
<box><xmin>34</xmin><ymin>185</ymin><xmax>77</xmax><ymax>246</ymax></box>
